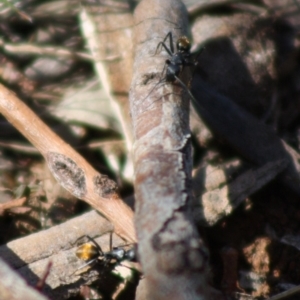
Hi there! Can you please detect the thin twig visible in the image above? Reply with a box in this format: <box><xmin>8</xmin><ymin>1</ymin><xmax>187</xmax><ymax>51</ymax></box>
<box><xmin>0</xmin><ymin>197</ymin><xmax>27</xmax><ymax>213</ymax></box>
<box><xmin>0</xmin><ymin>39</ymin><xmax>122</xmax><ymax>62</ymax></box>
<box><xmin>0</xmin><ymin>83</ymin><xmax>136</xmax><ymax>243</ymax></box>
<box><xmin>267</xmin><ymin>285</ymin><xmax>300</xmax><ymax>300</ymax></box>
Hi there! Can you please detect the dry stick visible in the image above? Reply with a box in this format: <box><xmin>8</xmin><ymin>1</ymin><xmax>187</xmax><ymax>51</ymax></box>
<box><xmin>0</xmin><ymin>39</ymin><xmax>95</xmax><ymax>61</ymax></box>
<box><xmin>0</xmin><ymin>211</ymin><xmax>112</xmax><ymax>270</ymax></box>
<box><xmin>0</xmin><ymin>211</ymin><xmax>123</xmax><ymax>299</ymax></box>
<box><xmin>0</xmin><ymin>258</ymin><xmax>49</xmax><ymax>300</ymax></box>
<box><xmin>0</xmin><ymin>83</ymin><xmax>135</xmax><ymax>243</ymax></box>
<box><xmin>130</xmin><ymin>0</ymin><xmax>211</xmax><ymax>299</ymax></box>
<box><xmin>80</xmin><ymin>0</ymin><xmax>135</xmax><ymax>151</ymax></box>
<box><xmin>267</xmin><ymin>285</ymin><xmax>300</xmax><ymax>300</ymax></box>
<box><xmin>0</xmin><ymin>196</ymin><xmax>26</xmax><ymax>213</ymax></box>
<box><xmin>193</xmin><ymin>159</ymin><xmax>288</xmax><ymax>226</ymax></box>
<box><xmin>191</xmin><ymin>76</ymin><xmax>300</xmax><ymax>196</ymax></box>
<box><xmin>0</xmin><ymin>141</ymin><xmax>39</xmax><ymax>154</ymax></box>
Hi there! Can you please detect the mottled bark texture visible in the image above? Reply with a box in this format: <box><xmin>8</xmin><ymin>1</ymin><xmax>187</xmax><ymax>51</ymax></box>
<box><xmin>129</xmin><ymin>0</ymin><xmax>211</xmax><ymax>299</ymax></box>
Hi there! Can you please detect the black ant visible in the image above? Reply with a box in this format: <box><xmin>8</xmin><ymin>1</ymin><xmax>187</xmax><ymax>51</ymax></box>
<box><xmin>152</xmin><ymin>31</ymin><xmax>200</xmax><ymax>103</ymax></box>
<box><xmin>74</xmin><ymin>235</ymin><xmax>137</xmax><ymax>275</ymax></box>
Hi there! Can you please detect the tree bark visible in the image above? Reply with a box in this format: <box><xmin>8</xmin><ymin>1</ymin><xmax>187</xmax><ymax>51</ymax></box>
<box><xmin>130</xmin><ymin>0</ymin><xmax>211</xmax><ymax>299</ymax></box>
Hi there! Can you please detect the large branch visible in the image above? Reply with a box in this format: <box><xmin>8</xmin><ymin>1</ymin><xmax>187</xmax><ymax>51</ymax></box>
<box><xmin>129</xmin><ymin>0</ymin><xmax>211</xmax><ymax>299</ymax></box>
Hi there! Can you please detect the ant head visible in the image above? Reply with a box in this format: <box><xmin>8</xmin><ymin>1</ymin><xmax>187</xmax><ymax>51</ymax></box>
<box><xmin>176</xmin><ymin>36</ymin><xmax>191</xmax><ymax>53</ymax></box>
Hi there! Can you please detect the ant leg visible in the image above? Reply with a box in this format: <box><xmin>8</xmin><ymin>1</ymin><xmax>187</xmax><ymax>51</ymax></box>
<box><xmin>109</xmin><ymin>231</ymin><xmax>113</xmax><ymax>252</ymax></box>
<box><xmin>174</xmin><ymin>75</ymin><xmax>197</xmax><ymax>105</ymax></box>
<box><xmin>166</xmin><ymin>31</ymin><xmax>174</xmax><ymax>53</ymax></box>
<box><xmin>154</xmin><ymin>31</ymin><xmax>174</xmax><ymax>56</ymax></box>
<box><xmin>143</xmin><ymin>59</ymin><xmax>168</xmax><ymax>101</ymax></box>
<box><xmin>140</xmin><ymin>78</ymin><xmax>167</xmax><ymax>109</ymax></box>
<box><xmin>161</xmin><ymin>32</ymin><xmax>174</xmax><ymax>53</ymax></box>
<box><xmin>185</xmin><ymin>47</ymin><xmax>204</xmax><ymax>68</ymax></box>
<box><xmin>161</xmin><ymin>60</ymin><xmax>169</xmax><ymax>79</ymax></box>
<box><xmin>185</xmin><ymin>47</ymin><xmax>205</xmax><ymax>87</ymax></box>
<box><xmin>148</xmin><ymin>59</ymin><xmax>168</xmax><ymax>95</ymax></box>
<box><xmin>77</xmin><ymin>258</ymin><xmax>98</xmax><ymax>271</ymax></box>
<box><xmin>154</xmin><ymin>41</ymin><xmax>173</xmax><ymax>56</ymax></box>
<box><xmin>71</xmin><ymin>258</ymin><xmax>98</xmax><ymax>276</ymax></box>
<box><xmin>85</xmin><ymin>235</ymin><xmax>104</xmax><ymax>256</ymax></box>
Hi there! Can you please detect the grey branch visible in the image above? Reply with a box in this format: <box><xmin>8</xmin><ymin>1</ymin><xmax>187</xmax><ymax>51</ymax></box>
<box><xmin>129</xmin><ymin>0</ymin><xmax>212</xmax><ymax>299</ymax></box>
